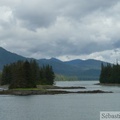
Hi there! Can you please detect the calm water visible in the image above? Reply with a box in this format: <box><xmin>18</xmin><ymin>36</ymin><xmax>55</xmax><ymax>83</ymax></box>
<box><xmin>0</xmin><ymin>81</ymin><xmax>120</xmax><ymax>120</ymax></box>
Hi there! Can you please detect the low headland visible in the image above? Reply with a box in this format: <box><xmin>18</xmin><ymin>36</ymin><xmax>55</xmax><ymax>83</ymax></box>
<box><xmin>0</xmin><ymin>85</ymin><xmax>112</xmax><ymax>96</ymax></box>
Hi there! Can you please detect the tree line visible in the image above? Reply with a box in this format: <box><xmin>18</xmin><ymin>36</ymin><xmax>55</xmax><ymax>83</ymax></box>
<box><xmin>0</xmin><ymin>60</ymin><xmax>55</xmax><ymax>89</ymax></box>
<box><xmin>99</xmin><ymin>63</ymin><xmax>120</xmax><ymax>84</ymax></box>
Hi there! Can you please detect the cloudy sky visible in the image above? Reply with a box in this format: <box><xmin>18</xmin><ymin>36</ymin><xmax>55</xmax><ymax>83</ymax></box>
<box><xmin>0</xmin><ymin>0</ymin><xmax>120</xmax><ymax>63</ymax></box>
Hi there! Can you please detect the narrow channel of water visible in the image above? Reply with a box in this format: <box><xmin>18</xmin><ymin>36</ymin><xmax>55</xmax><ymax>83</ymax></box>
<box><xmin>0</xmin><ymin>81</ymin><xmax>120</xmax><ymax>120</ymax></box>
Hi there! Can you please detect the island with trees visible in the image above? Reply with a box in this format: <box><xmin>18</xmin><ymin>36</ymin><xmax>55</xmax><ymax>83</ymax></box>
<box><xmin>0</xmin><ymin>60</ymin><xmax>55</xmax><ymax>89</ymax></box>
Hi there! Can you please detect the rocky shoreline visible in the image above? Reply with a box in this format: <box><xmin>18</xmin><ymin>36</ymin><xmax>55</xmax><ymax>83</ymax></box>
<box><xmin>0</xmin><ymin>89</ymin><xmax>113</xmax><ymax>96</ymax></box>
<box><xmin>0</xmin><ymin>85</ymin><xmax>113</xmax><ymax>96</ymax></box>
<box><xmin>37</xmin><ymin>85</ymin><xmax>86</xmax><ymax>89</ymax></box>
<box><xmin>95</xmin><ymin>83</ymin><xmax>120</xmax><ymax>86</ymax></box>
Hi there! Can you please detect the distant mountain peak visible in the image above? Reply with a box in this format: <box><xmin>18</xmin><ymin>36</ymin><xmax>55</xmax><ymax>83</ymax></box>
<box><xmin>0</xmin><ymin>47</ymin><xmax>26</xmax><ymax>70</ymax></box>
<box><xmin>0</xmin><ymin>47</ymin><xmax>8</xmax><ymax>52</ymax></box>
<box><xmin>50</xmin><ymin>57</ymin><xmax>57</xmax><ymax>60</ymax></box>
<box><xmin>0</xmin><ymin>47</ymin><xmax>4</xmax><ymax>49</ymax></box>
<box><xmin>50</xmin><ymin>57</ymin><xmax>60</xmax><ymax>61</ymax></box>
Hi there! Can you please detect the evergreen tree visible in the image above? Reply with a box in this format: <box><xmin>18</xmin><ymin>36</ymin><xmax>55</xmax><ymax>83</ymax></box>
<box><xmin>111</xmin><ymin>64</ymin><xmax>120</xmax><ymax>83</ymax></box>
<box><xmin>0</xmin><ymin>73</ymin><xmax>1</xmax><ymax>82</ymax></box>
<box><xmin>1</xmin><ymin>65</ymin><xmax>12</xmax><ymax>85</ymax></box>
<box><xmin>45</xmin><ymin>65</ymin><xmax>55</xmax><ymax>85</ymax></box>
<box><xmin>30</xmin><ymin>60</ymin><xmax>40</xmax><ymax>84</ymax></box>
<box><xmin>39</xmin><ymin>65</ymin><xmax>46</xmax><ymax>85</ymax></box>
<box><xmin>9</xmin><ymin>61</ymin><xmax>25</xmax><ymax>88</ymax></box>
<box><xmin>99</xmin><ymin>63</ymin><xmax>120</xmax><ymax>84</ymax></box>
<box><xmin>23</xmin><ymin>60</ymin><xmax>36</xmax><ymax>88</ymax></box>
<box><xmin>99</xmin><ymin>63</ymin><xmax>105</xmax><ymax>83</ymax></box>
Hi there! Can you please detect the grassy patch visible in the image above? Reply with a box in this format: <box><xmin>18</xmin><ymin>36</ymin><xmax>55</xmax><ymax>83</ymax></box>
<box><xmin>11</xmin><ymin>88</ymin><xmax>43</xmax><ymax>91</ymax></box>
<box><xmin>37</xmin><ymin>85</ymin><xmax>59</xmax><ymax>89</ymax></box>
<box><xmin>9</xmin><ymin>85</ymin><xmax>57</xmax><ymax>91</ymax></box>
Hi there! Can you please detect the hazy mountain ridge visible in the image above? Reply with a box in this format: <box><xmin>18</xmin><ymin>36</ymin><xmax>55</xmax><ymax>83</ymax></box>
<box><xmin>0</xmin><ymin>47</ymin><xmax>26</xmax><ymax>69</ymax></box>
<box><xmin>0</xmin><ymin>47</ymin><xmax>108</xmax><ymax>80</ymax></box>
<box><xmin>37</xmin><ymin>58</ymin><xmax>108</xmax><ymax>80</ymax></box>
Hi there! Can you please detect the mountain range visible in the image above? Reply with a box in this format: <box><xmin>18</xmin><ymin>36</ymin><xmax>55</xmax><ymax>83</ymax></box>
<box><xmin>0</xmin><ymin>47</ymin><xmax>108</xmax><ymax>80</ymax></box>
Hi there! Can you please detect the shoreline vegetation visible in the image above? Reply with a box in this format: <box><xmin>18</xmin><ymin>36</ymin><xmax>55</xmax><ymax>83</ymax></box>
<box><xmin>99</xmin><ymin>63</ymin><xmax>120</xmax><ymax>84</ymax></box>
<box><xmin>0</xmin><ymin>85</ymin><xmax>112</xmax><ymax>96</ymax></box>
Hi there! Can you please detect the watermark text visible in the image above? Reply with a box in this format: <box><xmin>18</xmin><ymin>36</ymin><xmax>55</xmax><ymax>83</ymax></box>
<box><xmin>100</xmin><ymin>111</ymin><xmax>120</xmax><ymax>120</ymax></box>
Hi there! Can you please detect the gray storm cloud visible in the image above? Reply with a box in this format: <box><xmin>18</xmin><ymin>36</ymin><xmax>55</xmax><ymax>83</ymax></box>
<box><xmin>0</xmin><ymin>0</ymin><xmax>120</xmax><ymax>62</ymax></box>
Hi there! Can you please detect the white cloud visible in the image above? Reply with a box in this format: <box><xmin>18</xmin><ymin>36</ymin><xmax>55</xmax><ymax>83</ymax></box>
<box><xmin>58</xmin><ymin>48</ymin><xmax>120</xmax><ymax>64</ymax></box>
